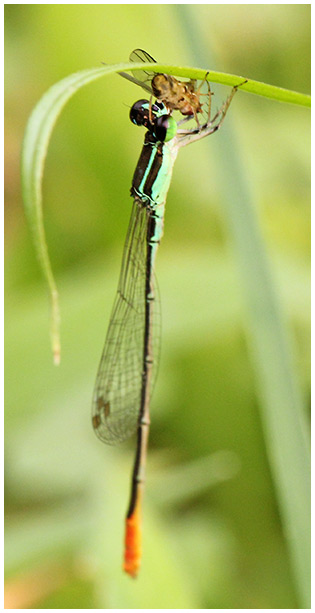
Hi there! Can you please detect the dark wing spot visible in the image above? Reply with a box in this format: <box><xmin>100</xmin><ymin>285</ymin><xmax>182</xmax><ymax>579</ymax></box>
<box><xmin>92</xmin><ymin>414</ymin><xmax>101</xmax><ymax>429</ymax></box>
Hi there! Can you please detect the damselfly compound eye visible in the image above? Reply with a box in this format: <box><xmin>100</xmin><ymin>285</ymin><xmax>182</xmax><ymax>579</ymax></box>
<box><xmin>153</xmin><ymin>114</ymin><xmax>177</xmax><ymax>142</ymax></box>
<box><xmin>129</xmin><ymin>99</ymin><xmax>151</xmax><ymax>127</ymax></box>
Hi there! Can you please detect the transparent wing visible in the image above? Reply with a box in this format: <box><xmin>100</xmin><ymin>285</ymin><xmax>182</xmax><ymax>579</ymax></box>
<box><xmin>129</xmin><ymin>49</ymin><xmax>157</xmax><ymax>64</ymax></box>
<box><xmin>118</xmin><ymin>48</ymin><xmax>158</xmax><ymax>94</ymax></box>
<box><xmin>92</xmin><ymin>199</ymin><xmax>161</xmax><ymax>445</ymax></box>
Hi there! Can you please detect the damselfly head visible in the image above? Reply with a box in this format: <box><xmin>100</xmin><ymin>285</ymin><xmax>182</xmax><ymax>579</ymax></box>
<box><xmin>130</xmin><ymin>99</ymin><xmax>177</xmax><ymax>143</ymax></box>
<box><xmin>130</xmin><ymin>99</ymin><xmax>159</xmax><ymax>129</ymax></box>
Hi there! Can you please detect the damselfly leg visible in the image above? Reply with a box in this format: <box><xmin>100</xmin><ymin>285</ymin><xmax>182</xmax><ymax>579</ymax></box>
<box><xmin>176</xmin><ymin>80</ymin><xmax>248</xmax><ymax>147</ymax></box>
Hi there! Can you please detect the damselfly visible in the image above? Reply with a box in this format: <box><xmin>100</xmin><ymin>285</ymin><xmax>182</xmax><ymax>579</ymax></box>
<box><xmin>92</xmin><ymin>82</ymin><xmax>245</xmax><ymax>577</ymax></box>
<box><xmin>119</xmin><ymin>49</ymin><xmax>211</xmax><ymax>125</ymax></box>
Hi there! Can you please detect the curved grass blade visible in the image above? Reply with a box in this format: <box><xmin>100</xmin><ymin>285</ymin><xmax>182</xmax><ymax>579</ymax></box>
<box><xmin>21</xmin><ymin>66</ymin><xmax>113</xmax><ymax>363</ymax></box>
<box><xmin>21</xmin><ymin>61</ymin><xmax>310</xmax><ymax>361</ymax></box>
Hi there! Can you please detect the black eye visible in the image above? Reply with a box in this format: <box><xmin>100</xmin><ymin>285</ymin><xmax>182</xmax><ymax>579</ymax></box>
<box><xmin>153</xmin><ymin>116</ymin><xmax>168</xmax><ymax>141</ymax></box>
<box><xmin>153</xmin><ymin>115</ymin><xmax>177</xmax><ymax>142</ymax></box>
<box><xmin>129</xmin><ymin>100</ymin><xmax>150</xmax><ymax>127</ymax></box>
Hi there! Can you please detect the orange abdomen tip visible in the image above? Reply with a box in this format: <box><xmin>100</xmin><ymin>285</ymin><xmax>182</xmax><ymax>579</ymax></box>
<box><xmin>123</xmin><ymin>506</ymin><xmax>142</xmax><ymax>578</ymax></box>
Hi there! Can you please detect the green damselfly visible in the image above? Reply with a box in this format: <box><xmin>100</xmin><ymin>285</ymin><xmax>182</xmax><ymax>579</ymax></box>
<box><xmin>92</xmin><ymin>81</ymin><xmax>246</xmax><ymax>577</ymax></box>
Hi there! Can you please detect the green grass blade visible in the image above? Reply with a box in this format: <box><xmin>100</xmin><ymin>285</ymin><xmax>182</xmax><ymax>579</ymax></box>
<box><xmin>21</xmin><ymin>66</ymin><xmax>112</xmax><ymax>363</ymax></box>
<box><xmin>120</xmin><ymin>64</ymin><xmax>311</xmax><ymax>107</ymax></box>
<box><xmin>21</xmin><ymin>61</ymin><xmax>310</xmax><ymax>362</ymax></box>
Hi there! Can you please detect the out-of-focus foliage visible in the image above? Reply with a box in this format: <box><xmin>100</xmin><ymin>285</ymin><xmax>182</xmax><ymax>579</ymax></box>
<box><xmin>5</xmin><ymin>4</ymin><xmax>310</xmax><ymax>609</ymax></box>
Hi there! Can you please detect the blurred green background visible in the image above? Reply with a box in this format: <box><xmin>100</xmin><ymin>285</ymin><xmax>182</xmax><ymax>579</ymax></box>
<box><xmin>5</xmin><ymin>4</ymin><xmax>310</xmax><ymax>609</ymax></box>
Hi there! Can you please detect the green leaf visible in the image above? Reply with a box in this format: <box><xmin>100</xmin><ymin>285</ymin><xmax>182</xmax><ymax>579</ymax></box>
<box><xmin>21</xmin><ymin>62</ymin><xmax>310</xmax><ymax>361</ymax></box>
